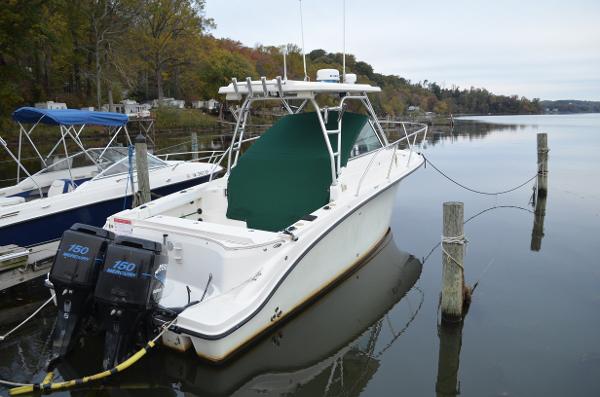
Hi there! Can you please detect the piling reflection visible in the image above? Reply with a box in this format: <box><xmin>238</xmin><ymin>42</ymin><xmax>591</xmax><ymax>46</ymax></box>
<box><xmin>530</xmin><ymin>191</ymin><xmax>547</xmax><ymax>251</ymax></box>
<box><xmin>51</xmin><ymin>232</ymin><xmax>423</xmax><ymax>396</ymax></box>
<box><xmin>435</xmin><ymin>322</ymin><xmax>464</xmax><ymax>397</ymax></box>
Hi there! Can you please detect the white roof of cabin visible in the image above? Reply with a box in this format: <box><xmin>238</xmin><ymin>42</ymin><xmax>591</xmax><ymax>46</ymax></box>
<box><xmin>218</xmin><ymin>78</ymin><xmax>380</xmax><ymax>100</ymax></box>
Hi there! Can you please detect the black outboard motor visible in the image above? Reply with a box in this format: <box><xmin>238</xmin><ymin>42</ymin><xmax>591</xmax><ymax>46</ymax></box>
<box><xmin>94</xmin><ymin>235</ymin><xmax>166</xmax><ymax>370</ymax></box>
<box><xmin>49</xmin><ymin>223</ymin><xmax>114</xmax><ymax>361</ymax></box>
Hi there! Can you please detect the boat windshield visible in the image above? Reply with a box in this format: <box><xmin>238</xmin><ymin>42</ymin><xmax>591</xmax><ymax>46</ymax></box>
<box><xmin>36</xmin><ymin>148</ymin><xmax>120</xmax><ymax>176</ymax></box>
<box><xmin>350</xmin><ymin>121</ymin><xmax>383</xmax><ymax>158</ymax></box>
<box><xmin>93</xmin><ymin>148</ymin><xmax>168</xmax><ymax>179</ymax></box>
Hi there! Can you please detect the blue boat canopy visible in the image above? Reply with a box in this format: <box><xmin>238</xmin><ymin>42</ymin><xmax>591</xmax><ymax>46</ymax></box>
<box><xmin>11</xmin><ymin>107</ymin><xmax>129</xmax><ymax>127</ymax></box>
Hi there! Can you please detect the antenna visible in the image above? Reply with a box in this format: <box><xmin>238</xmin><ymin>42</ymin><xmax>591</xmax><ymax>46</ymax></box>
<box><xmin>283</xmin><ymin>45</ymin><xmax>288</xmax><ymax>81</ymax></box>
<box><xmin>298</xmin><ymin>0</ymin><xmax>308</xmax><ymax>81</ymax></box>
<box><xmin>342</xmin><ymin>0</ymin><xmax>346</xmax><ymax>83</ymax></box>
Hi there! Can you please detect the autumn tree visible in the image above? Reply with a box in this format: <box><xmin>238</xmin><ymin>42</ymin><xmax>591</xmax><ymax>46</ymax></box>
<box><xmin>135</xmin><ymin>0</ymin><xmax>213</xmax><ymax>99</ymax></box>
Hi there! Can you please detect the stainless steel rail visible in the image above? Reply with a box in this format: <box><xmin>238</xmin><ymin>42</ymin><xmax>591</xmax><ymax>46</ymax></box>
<box><xmin>355</xmin><ymin>121</ymin><xmax>427</xmax><ymax>197</ymax></box>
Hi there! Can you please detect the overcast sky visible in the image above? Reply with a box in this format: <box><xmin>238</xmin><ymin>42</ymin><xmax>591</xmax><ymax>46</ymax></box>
<box><xmin>206</xmin><ymin>0</ymin><xmax>600</xmax><ymax>101</ymax></box>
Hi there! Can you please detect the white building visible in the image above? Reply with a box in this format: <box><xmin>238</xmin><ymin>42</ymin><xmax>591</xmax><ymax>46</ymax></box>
<box><xmin>102</xmin><ymin>99</ymin><xmax>151</xmax><ymax>118</ymax></box>
<box><xmin>192</xmin><ymin>99</ymin><xmax>220</xmax><ymax>111</ymax></box>
<box><xmin>151</xmin><ymin>97</ymin><xmax>185</xmax><ymax>109</ymax></box>
<box><xmin>35</xmin><ymin>101</ymin><xmax>67</xmax><ymax>110</ymax></box>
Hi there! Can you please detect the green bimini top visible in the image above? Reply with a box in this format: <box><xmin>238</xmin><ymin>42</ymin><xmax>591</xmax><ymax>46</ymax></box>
<box><xmin>226</xmin><ymin>111</ymin><xmax>372</xmax><ymax>232</ymax></box>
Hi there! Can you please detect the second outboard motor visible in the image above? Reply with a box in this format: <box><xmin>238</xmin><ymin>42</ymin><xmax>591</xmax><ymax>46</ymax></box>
<box><xmin>49</xmin><ymin>223</ymin><xmax>114</xmax><ymax>360</ymax></box>
<box><xmin>94</xmin><ymin>235</ymin><xmax>166</xmax><ymax>369</ymax></box>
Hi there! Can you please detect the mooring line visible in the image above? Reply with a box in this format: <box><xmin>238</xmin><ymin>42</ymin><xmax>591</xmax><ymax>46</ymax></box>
<box><xmin>0</xmin><ymin>294</ymin><xmax>55</xmax><ymax>342</ymax></box>
<box><xmin>422</xmin><ymin>153</ymin><xmax>538</xmax><ymax>196</ymax></box>
<box><xmin>5</xmin><ymin>318</ymin><xmax>178</xmax><ymax>395</ymax></box>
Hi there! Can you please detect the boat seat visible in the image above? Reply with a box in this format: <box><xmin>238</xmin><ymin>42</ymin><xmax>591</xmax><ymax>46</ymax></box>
<box><xmin>226</xmin><ymin>111</ymin><xmax>370</xmax><ymax>232</ymax></box>
<box><xmin>0</xmin><ymin>197</ymin><xmax>26</xmax><ymax>207</ymax></box>
<box><xmin>47</xmin><ymin>179</ymin><xmax>75</xmax><ymax>197</ymax></box>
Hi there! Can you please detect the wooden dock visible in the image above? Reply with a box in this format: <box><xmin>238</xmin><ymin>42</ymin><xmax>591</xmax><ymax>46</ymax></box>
<box><xmin>0</xmin><ymin>242</ymin><xmax>56</xmax><ymax>291</ymax></box>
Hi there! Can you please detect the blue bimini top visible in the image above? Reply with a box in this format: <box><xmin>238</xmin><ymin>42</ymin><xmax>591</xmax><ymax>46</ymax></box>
<box><xmin>12</xmin><ymin>107</ymin><xmax>129</xmax><ymax>127</ymax></box>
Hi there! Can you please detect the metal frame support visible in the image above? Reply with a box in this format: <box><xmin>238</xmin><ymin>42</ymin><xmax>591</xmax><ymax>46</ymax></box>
<box><xmin>261</xmin><ymin>77</ymin><xmax>268</xmax><ymax>97</ymax></box>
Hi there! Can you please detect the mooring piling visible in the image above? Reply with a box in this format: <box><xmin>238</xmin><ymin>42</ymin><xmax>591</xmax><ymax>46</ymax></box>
<box><xmin>191</xmin><ymin>131</ymin><xmax>199</xmax><ymax>161</ymax></box>
<box><xmin>531</xmin><ymin>133</ymin><xmax>549</xmax><ymax>251</ymax></box>
<box><xmin>134</xmin><ymin>134</ymin><xmax>151</xmax><ymax>206</ymax></box>
<box><xmin>536</xmin><ymin>133</ymin><xmax>548</xmax><ymax>197</ymax></box>
<box><xmin>441</xmin><ymin>201</ymin><xmax>465</xmax><ymax>322</ymax></box>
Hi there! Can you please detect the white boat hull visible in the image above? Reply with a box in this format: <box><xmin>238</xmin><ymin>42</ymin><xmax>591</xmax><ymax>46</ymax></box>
<box><xmin>165</xmin><ymin>179</ymin><xmax>402</xmax><ymax>361</ymax></box>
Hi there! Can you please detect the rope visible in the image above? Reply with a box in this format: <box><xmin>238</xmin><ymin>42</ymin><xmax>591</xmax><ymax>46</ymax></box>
<box><xmin>441</xmin><ymin>234</ymin><xmax>467</xmax><ymax>271</ymax></box>
<box><xmin>6</xmin><ymin>318</ymin><xmax>177</xmax><ymax>395</ymax></box>
<box><xmin>0</xmin><ymin>295</ymin><xmax>55</xmax><ymax>342</ymax></box>
<box><xmin>422</xmin><ymin>153</ymin><xmax>538</xmax><ymax>196</ymax></box>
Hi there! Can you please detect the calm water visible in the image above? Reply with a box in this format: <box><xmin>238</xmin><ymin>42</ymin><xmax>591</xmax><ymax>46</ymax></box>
<box><xmin>1</xmin><ymin>113</ymin><xmax>599</xmax><ymax>396</ymax></box>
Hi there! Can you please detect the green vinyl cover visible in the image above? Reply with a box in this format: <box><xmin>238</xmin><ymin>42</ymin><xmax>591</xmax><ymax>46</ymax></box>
<box><xmin>226</xmin><ymin>111</ymin><xmax>370</xmax><ymax>232</ymax></box>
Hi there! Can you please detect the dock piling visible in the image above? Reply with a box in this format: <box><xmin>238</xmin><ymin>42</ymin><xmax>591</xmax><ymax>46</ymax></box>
<box><xmin>441</xmin><ymin>201</ymin><xmax>465</xmax><ymax>322</ymax></box>
<box><xmin>191</xmin><ymin>131</ymin><xmax>199</xmax><ymax>161</ymax></box>
<box><xmin>134</xmin><ymin>134</ymin><xmax>151</xmax><ymax>206</ymax></box>
<box><xmin>531</xmin><ymin>133</ymin><xmax>549</xmax><ymax>251</ymax></box>
<box><xmin>536</xmin><ymin>133</ymin><xmax>548</xmax><ymax>197</ymax></box>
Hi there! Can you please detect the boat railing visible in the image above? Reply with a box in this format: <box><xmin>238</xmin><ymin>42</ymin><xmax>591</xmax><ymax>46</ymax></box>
<box><xmin>355</xmin><ymin>121</ymin><xmax>427</xmax><ymax>197</ymax></box>
<box><xmin>157</xmin><ymin>150</ymin><xmax>227</xmax><ymax>164</ymax></box>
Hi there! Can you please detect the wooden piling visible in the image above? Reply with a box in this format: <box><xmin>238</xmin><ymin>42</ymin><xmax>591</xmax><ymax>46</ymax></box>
<box><xmin>191</xmin><ymin>131</ymin><xmax>199</xmax><ymax>161</ymax></box>
<box><xmin>536</xmin><ymin>133</ymin><xmax>548</xmax><ymax>198</ymax></box>
<box><xmin>134</xmin><ymin>134</ymin><xmax>151</xmax><ymax>206</ymax></box>
<box><xmin>531</xmin><ymin>133</ymin><xmax>549</xmax><ymax>251</ymax></box>
<box><xmin>441</xmin><ymin>202</ymin><xmax>465</xmax><ymax>322</ymax></box>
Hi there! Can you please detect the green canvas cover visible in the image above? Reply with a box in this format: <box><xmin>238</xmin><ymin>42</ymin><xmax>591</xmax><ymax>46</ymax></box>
<box><xmin>226</xmin><ymin>111</ymin><xmax>370</xmax><ymax>232</ymax></box>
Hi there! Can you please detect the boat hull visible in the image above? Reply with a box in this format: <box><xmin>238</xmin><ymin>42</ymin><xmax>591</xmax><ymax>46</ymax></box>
<box><xmin>170</xmin><ymin>180</ymin><xmax>401</xmax><ymax>361</ymax></box>
<box><xmin>0</xmin><ymin>174</ymin><xmax>212</xmax><ymax>248</ymax></box>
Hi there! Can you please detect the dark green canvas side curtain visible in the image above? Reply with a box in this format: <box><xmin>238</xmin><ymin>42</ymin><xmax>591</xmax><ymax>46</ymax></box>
<box><xmin>226</xmin><ymin>111</ymin><xmax>369</xmax><ymax>232</ymax></box>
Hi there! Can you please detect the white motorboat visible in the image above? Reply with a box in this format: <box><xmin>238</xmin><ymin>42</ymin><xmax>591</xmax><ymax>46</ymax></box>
<box><xmin>0</xmin><ymin>107</ymin><xmax>222</xmax><ymax>254</ymax></box>
<box><xmin>53</xmin><ymin>232</ymin><xmax>423</xmax><ymax>395</ymax></box>
<box><xmin>46</xmin><ymin>71</ymin><xmax>427</xmax><ymax>367</ymax></box>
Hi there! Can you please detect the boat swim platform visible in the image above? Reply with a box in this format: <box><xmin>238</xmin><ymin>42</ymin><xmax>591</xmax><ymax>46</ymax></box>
<box><xmin>0</xmin><ymin>242</ymin><xmax>56</xmax><ymax>291</ymax></box>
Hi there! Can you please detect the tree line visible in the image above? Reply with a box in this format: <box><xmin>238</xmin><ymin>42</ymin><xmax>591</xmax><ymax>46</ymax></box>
<box><xmin>1</xmin><ymin>0</ymin><xmax>543</xmax><ymax>130</ymax></box>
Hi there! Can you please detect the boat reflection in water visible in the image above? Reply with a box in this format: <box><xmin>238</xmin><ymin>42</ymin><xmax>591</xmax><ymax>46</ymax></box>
<box><xmin>57</xmin><ymin>231</ymin><xmax>423</xmax><ymax>396</ymax></box>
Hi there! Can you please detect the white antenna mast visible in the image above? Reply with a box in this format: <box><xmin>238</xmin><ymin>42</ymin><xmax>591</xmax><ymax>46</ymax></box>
<box><xmin>299</xmin><ymin>0</ymin><xmax>308</xmax><ymax>81</ymax></box>
<box><xmin>283</xmin><ymin>46</ymin><xmax>288</xmax><ymax>81</ymax></box>
<box><xmin>342</xmin><ymin>0</ymin><xmax>346</xmax><ymax>83</ymax></box>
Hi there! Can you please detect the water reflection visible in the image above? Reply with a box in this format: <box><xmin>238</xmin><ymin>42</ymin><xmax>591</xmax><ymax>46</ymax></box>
<box><xmin>530</xmin><ymin>191</ymin><xmax>548</xmax><ymax>251</ymax></box>
<box><xmin>1</xmin><ymin>232</ymin><xmax>423</xmax><ymax>396</ymax></box>
<box><xmin>435</xmin><ymin>322</ymin><xmax>463</xmax><ymax>397</ymax></box>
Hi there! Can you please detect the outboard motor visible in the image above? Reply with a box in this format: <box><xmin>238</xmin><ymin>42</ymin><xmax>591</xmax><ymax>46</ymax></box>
<box><xmin>49</xmin><ymin>223</ymin><xmax>114</xmax><ymax>361</ymax></box>
<box><xmin>94</xmin><ymin>235</ymin><xmax>166</xmax><ymax>369</ymax></box>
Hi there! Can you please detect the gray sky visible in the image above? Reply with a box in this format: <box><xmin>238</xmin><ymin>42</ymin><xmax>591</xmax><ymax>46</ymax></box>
<box><xmin>206</xmin><ymin>0</ymin><xmax>600</xmax><ymax>101</ymax></box>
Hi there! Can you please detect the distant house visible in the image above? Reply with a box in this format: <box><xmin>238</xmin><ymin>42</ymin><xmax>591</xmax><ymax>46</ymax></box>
<box><xmin>35</xmin><ymin>101</ymin><xmax>67</xmax><ymax>110</ymax></box>
<box><xmin>407</xmin><ymin>105</ymin><xmax>420</xmax><ymax>112</ymax></box>
<box><xmin>102</xmin><ymin>99</ymin><xmax>151</xmax><ymax>118</ymax></box>
<box><xmin>192</xmin><ymin>99</ymin><xmax>220</xmax><ymax>113</ymax></box>
<box><xmin>151</xmin><ymin>97</ymin><xmax>185</xmax><ymax>109</ymax></box>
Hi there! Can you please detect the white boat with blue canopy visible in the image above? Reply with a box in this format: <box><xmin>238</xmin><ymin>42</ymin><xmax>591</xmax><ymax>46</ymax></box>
<box><xmin>0</xmin><ymin>107</ymin><xmax>222</xmax><ymax>266</ymax></box>
<box><xmin>44</xmin><ymin>71</ymin><xmax>428</xmax><ymax>368</ymax></box>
